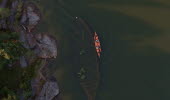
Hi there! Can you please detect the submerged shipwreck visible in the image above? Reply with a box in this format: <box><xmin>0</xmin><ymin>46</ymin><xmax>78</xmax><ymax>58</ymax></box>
<box><xmin>74</xmin><ymin>17</ymin><xmax>102</xmax><ymax>100</ymax></box>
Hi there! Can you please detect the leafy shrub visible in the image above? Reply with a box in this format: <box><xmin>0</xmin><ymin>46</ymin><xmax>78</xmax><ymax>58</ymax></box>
<box><xmin>0</xmin><ymin>87</ymin><xmax>18</xmax><ymax>100</ymax></box>
<box><xmin>0</xmin><ymin>32</ymin><xmax>27</xmax><ymax>69</ymax></box>
<box><xmin>0</xmin><ymin>8</ymin><xmax>10</xmax><ymax>19</ymax></box>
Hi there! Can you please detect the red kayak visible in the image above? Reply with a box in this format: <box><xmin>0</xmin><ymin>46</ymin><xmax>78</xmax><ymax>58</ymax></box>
<box><xmin>94</xmin><ymin>32</ymin><xmax>101</xmax><ymax>57</ymax></box>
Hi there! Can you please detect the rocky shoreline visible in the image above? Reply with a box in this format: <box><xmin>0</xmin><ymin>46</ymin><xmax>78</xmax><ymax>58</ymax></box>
<box><xmin>0</xmin><ymin>0</ymin><xmax>60</xmax><ymax>100</ymax></box>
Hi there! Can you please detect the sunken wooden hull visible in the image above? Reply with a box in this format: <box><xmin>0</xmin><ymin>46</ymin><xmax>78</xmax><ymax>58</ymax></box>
<box><xmin>74</xmin><ymin>17</ymin><xmax>100</xmax><ymax>100</ymax></box>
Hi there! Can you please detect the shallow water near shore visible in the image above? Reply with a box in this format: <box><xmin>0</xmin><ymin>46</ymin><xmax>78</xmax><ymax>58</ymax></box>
<box><xmin>38</xmin><ymin>0</ymin><xmax>170</xmax><ymax>100</ymax></box>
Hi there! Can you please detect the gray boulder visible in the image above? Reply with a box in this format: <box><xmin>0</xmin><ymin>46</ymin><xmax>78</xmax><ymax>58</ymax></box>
<box><xmin>34</xmin><ymin>34</ymin><xmax>57</xmax><ymax>59</ymax></box>
<box><xmin>20</xmin><ymin>2</ymin><xmax>41</xmax><ymax>32</ymax></box>
<box><xmin>20</xmin><ymin>56</ymin><xmax>28</xmax><ymax>68</ymax></box>
<box><xmin>35</xmin><ymin>78</ymin><xmax>60</xmax><ymax>100</ymax></box>
<box><xmin>0</xmin><ymin>0</ymin><xmax>8</xmax><ymax>8</ymax></box>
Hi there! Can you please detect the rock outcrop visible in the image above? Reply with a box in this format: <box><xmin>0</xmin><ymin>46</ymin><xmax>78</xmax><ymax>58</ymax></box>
<box><xmin>34</xmin><ymin>34</ymin><xmax>57</xmax><ymax>59</ymax></box>
<box><xmin>30</xmin><ymin>77</ymin><xmax>60</xmax><ymax>100</ymax></box>
<box><xmin>35</xmin><ymin>78</ymin><xmax>60</xmax><ymax>100</ymax></box>
<box><xmin>0</xmin><ymin>0</ymin><xmax>20</xmax><ymax>30</ymax></box>
<box><xmin>20</xmin><ymin>2</ymin><xmax>41</xmax><ymax>32</ymax></box>
<box><xmin>0</xmin><ymin>0</ymin><xmax>8</xmax><ymax>8</ymax></box>
<box><xmin>0</xmin><ymin>1</ymin><xmax>59</xmax><ymax>100</ymax></box>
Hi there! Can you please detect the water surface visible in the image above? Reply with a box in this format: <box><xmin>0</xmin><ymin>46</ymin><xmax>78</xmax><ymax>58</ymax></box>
<box><xmin>38</xmin><ymin>0</ymin><xmax>170</xmax><ymax>100</ymax></box>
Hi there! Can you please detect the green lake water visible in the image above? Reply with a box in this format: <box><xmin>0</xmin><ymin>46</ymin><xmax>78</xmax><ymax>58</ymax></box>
<box><xmin>38</xmin><ymin>0</ymin><xmax>170</xmax><ymax>100</ymax></box>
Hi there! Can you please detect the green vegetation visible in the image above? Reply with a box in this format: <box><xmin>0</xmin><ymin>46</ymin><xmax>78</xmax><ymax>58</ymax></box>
<box><xmin>0</xmin><ymin>1</ymin><xmax>39</xmax><ymax>99</ymax></box>
<box><xmin>0</xmin><ymin>31</ymin><xmax>19</xmax><ymax>41</ymax></box>
<box><xmin>0</xmin><ymin>87</ymin><xmax>18</xmax><ymax>100</ymax></box>
<box><xmin>0</xmin><ymin>40</ymin><xmax>27</xmax><ymax>64</ymax></box>
<box><xmin>0</xmin><ymin>31</ymin><xmax>34</xmax><ymax>99</ymax></box>
<box><xmin>0</xmin><ymin>8</ymin><xmax>10</xmax><ymax>19</ymax></box>
<box><xmin>77</xmin><ymin>67</ymin><xmax>87</xmax><ymax>80</ymax></box>
<box><xmin>15</xmin><ymin>0</ymin><xmax>23</xmax><ymax>20</ymax></box>
<box><xmin>0</xmin><ymin>0</ymin><xmax>23</xmax><ymax>25</ymax></box>
<box><xmin>0</xmin><ymin>32</ymin><xmax>27</xmax><ymax>69</ymax></box>
<box><xmin>0</xmin><ymin>59</ymin><xmax>38</xmax><ymax>99</ymax></box>
<box><xmin>80</xmin><ymin>50</ymin><xmax>86</xmax><ymax>55</ymax></box>
<box><xmin>19</xmin><ymin>66</ymin><xmax>35</xmax><ymax>99</ymax></box>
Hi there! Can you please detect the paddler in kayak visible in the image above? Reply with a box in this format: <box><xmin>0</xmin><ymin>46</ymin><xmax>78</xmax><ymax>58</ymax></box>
<box><xmin>94</xmin><ymin>32</ymin><xmax>101</xmax><ymax>57</ymax></box>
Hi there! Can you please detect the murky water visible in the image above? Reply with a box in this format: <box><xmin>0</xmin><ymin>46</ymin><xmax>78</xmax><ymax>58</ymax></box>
<box><xmin>38</xmin><ymin>0</ymin><xmax>170</xmax><ymax>100</ymax></box>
